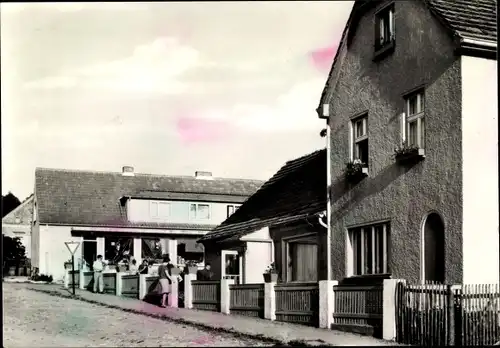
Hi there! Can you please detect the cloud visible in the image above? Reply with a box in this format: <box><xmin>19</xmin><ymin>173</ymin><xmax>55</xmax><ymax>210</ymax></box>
<box><xmin>23</xmin><ymin>37</ymin><xmax>200</xmax><ymax>94</ymax></box>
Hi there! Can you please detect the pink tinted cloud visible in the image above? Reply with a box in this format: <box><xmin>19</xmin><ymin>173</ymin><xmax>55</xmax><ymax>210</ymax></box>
<box><xmin>176</xmin><ymin>116</ymin><xmax>231</xmax><ymax>145</ymax></box>
<box><xmin>309</xmin><ymin>43</ymin><xmax>339</xmax><ymax>72</ymax></box>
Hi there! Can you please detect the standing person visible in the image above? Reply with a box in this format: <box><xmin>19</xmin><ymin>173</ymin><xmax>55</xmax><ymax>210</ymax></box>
<box><xmin>197</xmin><ymin>263</ymin><xmax>213</xmax><ymax>281</ymax></box>
<box><xmin>92</xmin><ymin>255</ymin><xmax>106</xmax><ymax>294</ymax></box>
<box><xmin>129</xmin><ymin>259</ymin><xmax>138</xmax><ymax>274</ymax></box>
<box><xmin>157</xmin><ymin>256</ymin><xmax>172</xmax><ymax>307</ymax></box>
<box><xmin>138</xmin><ymin>259</ymin><xmax>149</xmax><ymax>275</ymax></box>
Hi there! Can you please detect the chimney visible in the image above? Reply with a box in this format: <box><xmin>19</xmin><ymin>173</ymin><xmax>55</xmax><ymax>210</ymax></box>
<box><xmin>122</xmin><ymin>166</ymin><xmax>135</xmax><ymax>177</ymax></box>
<box><xmin>195</xmin><ymin>171</ymin><xmax>213</xmax><ymax>180</ymax></box>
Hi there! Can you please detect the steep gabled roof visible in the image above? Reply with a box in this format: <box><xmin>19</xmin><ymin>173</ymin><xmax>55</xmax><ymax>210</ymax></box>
<box><xmin>199</xmin><ymin>149</ymin><xmax>326</xmax><ymax>243</ymax></box>
<box><xmin>317</xmin><ymin>0</ymin><xmax>497</xmax><ymax>112</ymax></box>
<box><xmin>2</xmin><ymin>194</ymin><xmax>34</xmax><ymax>225</ymax></box>
<box><xmin>35</xmin><ymin>168</ymin><xmax>263</xmax><ymax>228</ymax></box>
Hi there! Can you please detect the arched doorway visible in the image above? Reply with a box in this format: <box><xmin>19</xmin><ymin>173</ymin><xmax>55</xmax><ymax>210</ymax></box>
<box><xmin>422</xmin><ymin>212</ymin><xmax>445</xmax><ymax>283</ymax></box>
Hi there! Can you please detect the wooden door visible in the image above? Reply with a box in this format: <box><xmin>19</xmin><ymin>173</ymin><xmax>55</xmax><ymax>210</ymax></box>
<box><xmin>291</xmin><ymin>243</ymin><xmax>318</xmax><ymax>282</ymax></box>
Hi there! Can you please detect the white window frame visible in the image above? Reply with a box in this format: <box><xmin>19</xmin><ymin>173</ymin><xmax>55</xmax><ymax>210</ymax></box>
<box><xmin>376</xmin><ymin>5</ymin><xmax>395</xmax><ymax>49</ymax></box>
<box><xmin>227</xmin><ymin>204</ymin><xmax>241</xmax><ymax>218</ymax></box>
<box><xmin>347</xmin><ymin>222</ymin><xmax>389</xmax><ymax>277</ymax></box>
<box><xmin>150</xmin><ymin>201</ymin><xmax>170</xmax><ymax>219</ymax></box>
<box><xmin>403</xmin><ymin>90</ymin><xmax>425</xmax><ymax>149</ymax></box>
<box><xmin>349</xmin><ymin>114</ymin><xmax>369</xmax><ymax>165</ymax></box>
<box><xmin>189</xmin><ymin>203</ymin><xmax>211</xmax><ymax>220</ymax></box>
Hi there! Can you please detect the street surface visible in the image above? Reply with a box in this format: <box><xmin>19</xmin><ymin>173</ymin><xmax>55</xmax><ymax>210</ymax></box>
<box><xmin>3</xmin><ymin>283</ymin><xmax>271</xmax><ymax>347</ymax></box>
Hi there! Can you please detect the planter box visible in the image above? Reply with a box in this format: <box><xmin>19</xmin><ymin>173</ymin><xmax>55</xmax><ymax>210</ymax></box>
<box><xmin>346</xmin><ymin>166</ymin><xmax>369</xmax><ymax>183</ymax></box>
<box><xmin>395</xmin><ymin>148</ymin><xmax>425</xmax><ymax>165</ymax></box>
<box><xmin>263</xmin><ymin>273</ymin><xmax>279</xmax><ymax>283</ymax></box>
<box><xmin>187</xmin><ymin>266</ymin><xmax>198</xmax><ymax>275</ymax></box>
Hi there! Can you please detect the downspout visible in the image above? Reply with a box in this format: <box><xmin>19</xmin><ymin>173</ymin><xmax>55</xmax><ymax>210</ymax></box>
<box><xmin>318</xmin><ymin>103</ymin><xmax>332</xmax><ymax>281</ymax></box>
<box><xmin>326</xmin><ymin>117</ymin><xmax>332</xmax><ymax>281</ymax></box>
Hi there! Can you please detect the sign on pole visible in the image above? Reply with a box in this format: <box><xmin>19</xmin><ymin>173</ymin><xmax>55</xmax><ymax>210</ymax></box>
<box><xmin>64</xmin><ymin>241</ymin><xmax>81</xmax><ymax>255</ymax></box>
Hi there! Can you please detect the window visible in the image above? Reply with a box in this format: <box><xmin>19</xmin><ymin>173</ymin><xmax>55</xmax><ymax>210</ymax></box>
<box><xmin>351</xmin><ymin>114</ymin><xmax>369</xmax><ymax>166</ymax></box>
<box><xmin>104</xmin><ymin>237</ymin><xmax>134</xmax><ymax>264</ymax></box>
<box><xmin>375</xmin><ymin>4</ymin><xmax>395</xmax><ymax>51</ymax></box>
<box><xmin>227</xmin><ymin>205</ymin><xmax>241</xmax><ymax>218</ymax></box>
<box><xmin>403</xmin><ymin>90</ymin><xmax>425</xmax><ymax>149</ymax></box>
<box><xmin>150</xmin><ymin>201</ymin><xmax>170</xmax><ymax>219</ymax></box>
<box><xmin>189</xmin><ymin>203</ymin><xmax>210</xmax><ymax>220</ymax></box>
<box><xmin>284</xmin><ymin>234</ymin><xmax>318</xmax><ymax>282</ymax></box>
<box><xmin>348</xmin><ymin>222</ymin><xmax>389</xmax><ymax>276</ymax></box>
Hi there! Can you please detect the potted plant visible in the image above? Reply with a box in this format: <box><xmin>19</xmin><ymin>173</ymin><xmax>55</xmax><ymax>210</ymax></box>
<box><xmin>345</xmin><ymin>159</ymin><xmax>369</xmax><ymax>182</ymax></box>
<box><xmin>263</xmin><ymin>262</ymin><xmax>279</xmax><ymax>283</ymax></box>
<box><xmin>393</xmin><ymin>141</ymin><xmax>425</xmax><ymax>164</ymax></box>
<box><xmin>185</xmin><ymin>260</ymin><xmax>199</xmax><ymax>275</ymax></box>
<box><xmin>64</xmin><ymin>259</ymin><xmax>73</xmax><ymax>270</ymax></box>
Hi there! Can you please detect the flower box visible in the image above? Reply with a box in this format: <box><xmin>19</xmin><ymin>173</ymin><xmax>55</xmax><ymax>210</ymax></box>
<box><xmin>345</xmin><ymin>160</ymin><xmax>369</xmax><ymax>183</ymax></box>
<box><xmin>187</xmin><ymin>266</ymin><xmax>198</xmax><ymax>274</ymax></box>
<box><xmin>394</xmin><ymin>147</ymin><xmax>425</xmax><ymax>165</ymax></box>
<box><xmin>263</xmin><ymin>272</ymin><xmax>279</xmax><ymax>283</ymax></box>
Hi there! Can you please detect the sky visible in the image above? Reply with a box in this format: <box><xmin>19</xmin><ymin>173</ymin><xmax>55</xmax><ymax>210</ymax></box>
<box><xmin>1</xmin><ymin>1</ymin><xmax>353</xmax><ymax>199</ymax></box>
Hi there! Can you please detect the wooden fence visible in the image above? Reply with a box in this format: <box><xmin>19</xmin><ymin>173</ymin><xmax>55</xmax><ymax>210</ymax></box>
<box><xmin>396</xmin><ymin>282</ymin><xmax>500</xmax><ymax>346</ymax></box>
<box><xmin>192</xmin><ymin>280</ymin><xmax>220</xmax><ymax>312</ymax></box>
<box><xmin>121</xmin><ymin>274</ymin><xmax>139</xmax><ymax>298</ymax></box>
<box><xmin>275</xmin><ymin>282</ymin><xmax>319</xmax><ymax>326</ymax></box>
<box><xmin>332</xmin><ymin>285</ymin><xmax>384</xmax><ymax>337</ymax></box>
<box><xmin>103</xmin><ymin>273</ymin><xmax>117</xmax><ymax>294</ymax></box>
<box><xmin>229</xmin><ymin>283</ymin><xmax>264</xmax><ymax>318</ymax></box>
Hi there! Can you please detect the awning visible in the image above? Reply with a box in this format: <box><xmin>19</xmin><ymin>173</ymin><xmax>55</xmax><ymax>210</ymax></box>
<box><xmin>177</xmin><ymin>238</ymin><xmax>204</xmax><ymax>253</ymax></box>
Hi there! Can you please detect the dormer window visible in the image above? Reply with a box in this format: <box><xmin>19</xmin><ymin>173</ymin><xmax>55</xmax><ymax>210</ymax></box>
<box><xmin>374</xmin><ymin>3</ymin><xmax>395</xmax><ymax>58</ymax></box>
<box><xmin>150</xmin><ymin>201</ymin><xmax>170</xmax><ymax>219</ymax></box>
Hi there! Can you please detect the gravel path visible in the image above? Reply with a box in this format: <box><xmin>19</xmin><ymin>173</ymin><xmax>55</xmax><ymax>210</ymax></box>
<box><xmin>3</xmin><ymin>283</ymin><xmax>271</xmax><ymax>347</ymax></box>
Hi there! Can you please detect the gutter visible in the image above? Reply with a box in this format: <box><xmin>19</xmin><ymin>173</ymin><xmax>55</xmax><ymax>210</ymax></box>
<box><xmin>457</xmin><ymin>36</ymin><xmax>497</xmax><ymax>60</ymax></box>
<box><xmin>461</xmin><ymin>37</ymin><xmax>497</xmax><ymax>49</ymax></box>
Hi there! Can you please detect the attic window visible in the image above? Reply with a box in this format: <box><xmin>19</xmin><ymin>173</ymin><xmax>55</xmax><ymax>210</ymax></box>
<box><xmin>374</xmin><ymin>3</ymin><xmax>395</xmax><ymax>59</ymax></box>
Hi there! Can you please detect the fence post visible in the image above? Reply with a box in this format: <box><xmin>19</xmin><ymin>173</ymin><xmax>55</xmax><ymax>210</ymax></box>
<box><xmin>264</xmin><ymin>281</ymin><xmax>276</xmax><ymax>321</ymax></box>
<box><xmin>383</xmin><ymin>278</ymin><xmax>406</xmax><ymax>341</ymax></box>
<box><xmin>64</xmin><ymin>269</ymin><xmax>70</xmax><ymax>288</ymax></box>
<box><xmin>319</xmin><ymin>280</ymin><xmax>338</xmax><ymax>329</ymax></box>
<box><xmin>139</xmin><ymin>274</ymin><xmax>148</xmax><ymax>300</ymax></box>
<box><xmin>184</xmin><ymin>273</ymin><xmax>196</xmax><ymax>309</ymax></box>
<box><xmin>168</xmin><ymin>278</ymin><xmax>179</xmax><ymax>308</ymax></box>
<box><xmin>220</xmin><ymin>278</ymin><xmax>234</xmax><ymax>314</ymax></box>
<box><xmin>115</xmin><ymin>272</ymin><xmax>125</xmax><ymax>296</ymax></box>
<box><xmin>447</xmin><ymin>285</ymin><xmax>455</xmax><ymax>346</ymax></box>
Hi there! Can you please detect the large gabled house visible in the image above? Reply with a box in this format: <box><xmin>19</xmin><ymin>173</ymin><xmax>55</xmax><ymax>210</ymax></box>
<box><xmin>32</xmin><ymin>166</ymin><xmax>263</xmax><ymax>282</ymax></box>
<box><xmin>2</xmin><ymin>194</ymin><xmax>34</xmax><ymax>259</ymax></box>
<box><xmin>199</xmin><ymin>149</ymin><xmax>326</xmax><ymax>284</ymax></box>
<box><xmin>317</xmin><ymin>0</ymin><xmax>498</xmax><ymax>285</ymax></box>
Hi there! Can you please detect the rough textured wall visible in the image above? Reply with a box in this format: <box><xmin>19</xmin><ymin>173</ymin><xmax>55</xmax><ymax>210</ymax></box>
<box><xmin>326</xmin><ymin>0</ymin><xmax>463</xmax><ymax>283</ymax></box>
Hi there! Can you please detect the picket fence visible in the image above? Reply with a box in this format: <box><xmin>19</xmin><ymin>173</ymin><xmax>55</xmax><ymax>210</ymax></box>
<box><xmin>396</xmin><ymin>282</ymin><xmax>500</xmax><ymax>346</ymax></box>
<box><xmin>229</xmin><ymin>283</ymin><xmax>264</xmax><ymax>318</ymax></box>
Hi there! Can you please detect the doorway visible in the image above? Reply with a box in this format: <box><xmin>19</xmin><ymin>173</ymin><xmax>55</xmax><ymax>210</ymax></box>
<box><xmin>221</xmin><ymin>250</ymin><xmax>242</xmax><ymax>284</ymax></box>
<box><xmin>422</xmin><ymin>212</ymin><xmax>445</xmax><ymax>283</ymax></box>
<box><xmin>82</xmin><ymin>238</ymin><xmax>97</xmax><ymax>270</ymax></box>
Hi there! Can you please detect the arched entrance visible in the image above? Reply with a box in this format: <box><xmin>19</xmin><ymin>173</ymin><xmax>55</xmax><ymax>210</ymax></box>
<box><xmin>422</xmin><ymin>212</ymin><xmax>445</xmax><ymax>283</ymax></box>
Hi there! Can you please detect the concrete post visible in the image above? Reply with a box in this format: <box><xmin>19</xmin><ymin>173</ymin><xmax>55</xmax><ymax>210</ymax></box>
<box><xmin>319</xmin><ymin>279</ymin><xmax>338</xmax><ymax>329</ymax></box>
<box><xmin>133</xmin><ymin>238</ymin><xmax>142</xmax><ymax>265</ymax></box>
<box><xmin>220</xmin><ymin>278</ymin><xmax>235</xmax><ymax>314</ymax></box>
<box><xmin>168</xmin><ymin>278</ymin><xmax>179</xmax><ymax>308</ymax></box>
<box><xmin>264</xmin><ymin>282</ymin><xmax>276</xmax><ymax>321</ymax></box>
<box><xmin>116</xmin><ymin>272</ymin><xmax>125</xmax><ymax>296</ymax></box>
<box><xmin>184</xmin><ymin>273</ymin><xmax>196</xmax><ymax>309</ymax></box>
<box><xmin>139</xmin><ymin>274</ymin><xmax>148</xmax><ymax>300</ymax></box>
<box><xmin>79</xmin><ymin>270</ymin><xmax>85</xmax><ymax>290</ymax></box>
<box><xmin>64</xmin><ymin>269</ymin><xmax>70</xmax><ymax>289</ymax></box>
<box><xmin>383</xmin><ymin>278</ymin><xmax>406</xmax><ymax>341</ymax></box>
